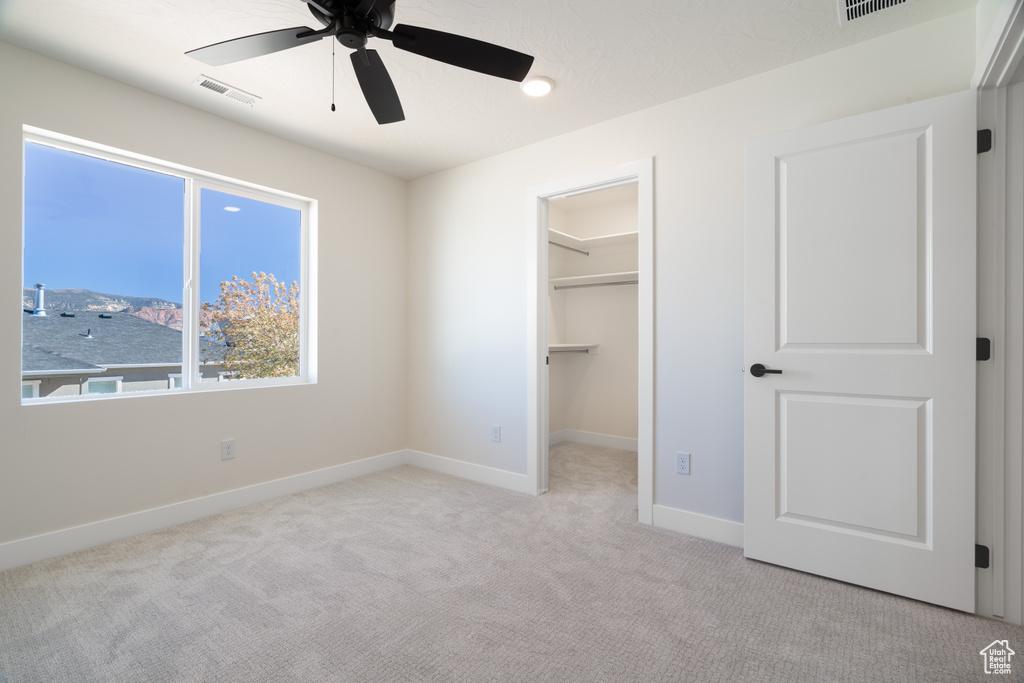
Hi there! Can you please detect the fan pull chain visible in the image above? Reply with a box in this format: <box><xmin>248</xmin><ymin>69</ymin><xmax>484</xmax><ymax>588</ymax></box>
<box><xmin>331</xmin><ymin>40</ymin><xmax>336</xmax><ymax>112</ymax></box>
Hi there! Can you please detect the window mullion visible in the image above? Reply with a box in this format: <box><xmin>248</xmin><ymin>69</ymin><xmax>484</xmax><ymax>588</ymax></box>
<box><xmin>183</xmin><ymin>178</ymin><xmax>199</xmax><ymax>388</ymax></box>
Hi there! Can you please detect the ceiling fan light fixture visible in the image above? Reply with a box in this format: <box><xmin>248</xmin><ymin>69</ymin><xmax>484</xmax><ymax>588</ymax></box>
<box><xmin>521</xmin><ymin>77</ymin><xmax>554</xmax><ymax>97</ymax></box>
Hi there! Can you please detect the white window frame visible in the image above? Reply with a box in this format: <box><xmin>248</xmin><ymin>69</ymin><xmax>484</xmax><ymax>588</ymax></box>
<box><xmin>83</xmin><ymin>376</ymin><xmax>123</xmax><ymax>395</ymax></box>
<box><xmin>187</xmin><ymin>180</ymin><xmax>311</xmax><ymax>391</ymax></box>
<box><xmin>22</xmin><ymin>126</ymin><xmax>317</xmax><ymax>403</ymax></box>
<box><xmin>168</xmin><ymin>374</ymin><xmax>183</xmax><ymax>390</ymax></box>
<box><xmin>21</xmin><ymin>380</ymin><xmax>40</xmax><ymax>399</ymax></box>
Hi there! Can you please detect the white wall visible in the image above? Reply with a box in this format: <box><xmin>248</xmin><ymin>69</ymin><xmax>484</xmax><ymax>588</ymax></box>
<box><xmin>556</xmin><ymin>200</ymin><xmax>639</xmax><ymax>241</ymax></box>
<box><xmin>548</xmin><ymin>197</ymin><xmax>639</xmax><ymax>441</ymax></box>
<box><xmin>976</xmin><ymin>0</ymin><xmax>1010</xmax><ymax>62</ymax></box>
<box><xmin>407</xmin><ymin>11</ymin><xmax>976</xmax><ymax>523</ymax></box>
<box><xmin>547</xmin><ymin>204</ymin><xmax>569</xmax><ymax>434</ymax></box>
<box><xmin>0</xmin><ymin>41</ymin><xmax>408</xmax><ymax>546</ymax></box>
<box><xmin>556</xmin><ymin>284</ymin><xmax>638</xmax><ymax>439</ymax></box>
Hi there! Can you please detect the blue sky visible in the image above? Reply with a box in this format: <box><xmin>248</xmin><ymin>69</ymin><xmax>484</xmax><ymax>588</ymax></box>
<box><xmin>23</xmin><ymin>142</ymin><xmax>300</xmax><ymax>306</ymax></box>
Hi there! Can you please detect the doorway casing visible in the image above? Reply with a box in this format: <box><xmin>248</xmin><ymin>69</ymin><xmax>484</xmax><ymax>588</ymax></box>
<box><xmin>526</xmin><ymin>158</ymin><xmax>655</xmax><ymax>523</ymax></box>
<box><xmin>974</xmin><ymin>0</ymin><xmax>1024</xmax><ymax>624</ymax></box>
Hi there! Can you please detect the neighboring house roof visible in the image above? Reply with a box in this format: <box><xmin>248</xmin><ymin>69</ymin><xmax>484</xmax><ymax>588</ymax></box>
<box><xmin>21</xmin><ymin>343</ymin><xmax>102</xmax><ymax>374</ymax></box>
<box><xmin>22</xmin><ymin>310</ymin><xmax>224</xmax><ymax>373</ymax></box>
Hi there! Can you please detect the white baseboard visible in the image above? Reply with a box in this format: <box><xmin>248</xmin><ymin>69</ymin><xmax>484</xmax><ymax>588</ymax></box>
<box><xmin>549</xmin><ymin>429</ymin><xmax>638</xmax><ymax>452</ymax></box>
<box><xmin>652</xmin><ymin>504</ymin><xmax>744</xmax><ymax>548</ymax></box>
<box><xmin>0</xmin><ymin>448</ymin><xmax>539</xmax><ymax>573</ymax></box>
<box><xmin>2</xmin><ymin>442</ymin><xmax>619</xmax><ymax>572</ymax></box>
<box><xmin>406</xmin><ymin>450</ymin><xmax>535</xmax><ymax>495</ymax></box>
<box><xmin>0</xmin><ymin>450</ymin><xmax>407</xmax><ymax>572</ymax></box>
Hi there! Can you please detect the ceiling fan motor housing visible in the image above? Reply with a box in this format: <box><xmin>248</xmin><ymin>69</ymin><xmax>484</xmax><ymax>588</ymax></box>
<box><xmin>337</xmin><ymin>18</ymin><xmax>368</xmax><ymax>49</ymax></box>
<box><xmin>308</xmin><ymin>1</ymin><xmax>396</xmax><ymax>32</ymax></box>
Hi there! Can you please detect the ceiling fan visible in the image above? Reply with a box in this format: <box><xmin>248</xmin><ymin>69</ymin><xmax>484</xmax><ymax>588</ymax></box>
<box><xmin>186</xmin><ymin>0</ymin><xmax>535</xmax><ymax>125</ymax></box>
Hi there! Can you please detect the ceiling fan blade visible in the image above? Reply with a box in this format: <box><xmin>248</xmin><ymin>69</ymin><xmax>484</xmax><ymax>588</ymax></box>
<box><xmin>186</xmin><ymin>26</ymin><xmax>326</xmax><ymax>66</ymax></box>
<box><xmin>391</xmin><ymin>24</ymin><xmax>534</xmax><ymax>82</ymax></box>
<box><xmin>302</xmin><ymin>0</ymin><xmax>334</xmax><ymax>16</ymax></box>
<box><xmin>350</xmin><ymin>49</ymin><xmax>405</xmax><ymax>125</ymax></box>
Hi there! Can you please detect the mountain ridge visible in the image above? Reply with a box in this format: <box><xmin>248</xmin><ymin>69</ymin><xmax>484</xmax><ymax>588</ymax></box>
<box><xmin>22</xmin><ymin>288</ymin><xmax>181</xmax><ymax>313</ymax></box>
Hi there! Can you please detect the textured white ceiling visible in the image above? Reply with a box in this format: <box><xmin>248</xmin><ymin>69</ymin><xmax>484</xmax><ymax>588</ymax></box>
<box><xmin>0</xmin><ymin>0</ymin><xmax>975</xmax><ymax>179</ymax></box>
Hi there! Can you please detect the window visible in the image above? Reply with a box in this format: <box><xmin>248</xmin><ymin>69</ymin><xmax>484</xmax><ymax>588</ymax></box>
<box><xmin>21</xmin><ymin>381</ymin><xmax>40</xmax><ymax>399</ymax></box>
<box><xmin>21</xmin><ymin>128</ymin><xmax>314</xmax><ymax>402</ymax></box>
<box><xmin>84</xmin><ymin>377</ymin><xmax>122</xmax><ymax>395</ymax></box>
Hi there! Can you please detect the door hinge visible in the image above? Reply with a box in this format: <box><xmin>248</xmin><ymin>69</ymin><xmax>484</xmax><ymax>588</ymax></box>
<box><xmin>976</xmin><ymin>544</ymin><xmax>991</xmax><ymax>569</ymax></box>
<box><xmin>977</xmin><ymin>337</ymin><xmax>992</xmax><ymax>361</ymax></box>
<box><xmin>546</xmin><ymin>356</ymin><xmax>549</xmax><ymax>366</ymax></box>
<box><xmin>978</xmin><ymin>129</ymin><xmax>993</xmax><ymax>154</ymax></box>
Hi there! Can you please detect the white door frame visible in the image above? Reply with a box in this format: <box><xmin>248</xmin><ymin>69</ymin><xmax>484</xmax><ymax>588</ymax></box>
<box><xmin>526</xmin><ymin>159</ymin><xmax>655</xmax><ymax>523</ymax></box>
<box><xmin>974</xmin><ymin>0</ymin><xmax>1024</xmax><ymax>623</ymax></box>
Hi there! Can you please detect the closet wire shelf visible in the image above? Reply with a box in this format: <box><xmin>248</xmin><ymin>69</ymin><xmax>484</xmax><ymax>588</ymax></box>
<box><xmin>550</xmin><ymin>271</ymin><xmax>639</xmax><ymax>291</ymax></box>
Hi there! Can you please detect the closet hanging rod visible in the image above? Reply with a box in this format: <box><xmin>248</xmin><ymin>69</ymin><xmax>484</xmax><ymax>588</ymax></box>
<box><xmin>550</xmin><ymin>348</ymin><xmax>590</xmax><ymax>353</ymax></box>
<box><xmin>549</xmin><ymin>241</ymin><xmax>589</xmax><ymax>256</ymax></box>
<box><xmin>553</xmin><ymin>280</ymin><xmax>638</xmax><ymax>291</ymax></box>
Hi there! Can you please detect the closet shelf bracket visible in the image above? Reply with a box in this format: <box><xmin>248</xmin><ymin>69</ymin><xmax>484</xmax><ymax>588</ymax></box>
<box><xmin>549</xmin><ymin>240</ymin><xmax>590</xmax><ymax>256</ymax></box>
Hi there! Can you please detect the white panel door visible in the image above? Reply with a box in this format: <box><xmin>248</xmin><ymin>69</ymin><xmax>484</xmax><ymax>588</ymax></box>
<box><xmin>744</xmin><ymin>91</ymin><xmax>977</xmax><ymax>612</ymax></box>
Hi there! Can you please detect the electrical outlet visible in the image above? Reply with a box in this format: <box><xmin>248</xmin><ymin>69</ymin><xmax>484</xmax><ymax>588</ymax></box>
<box><xmin>491</xmin><ymin>425</ymin><xmax>501</xmax><ymax>442</ymax></box>
<box><xmin>676</xmin><ymin>452</ymin><xmax>690</xmax><ymax>475</ymax></box>
<box><xmin>221</xmin><ymin>439</ymin><xmax>235</xmax><ymax>461</ymax></box>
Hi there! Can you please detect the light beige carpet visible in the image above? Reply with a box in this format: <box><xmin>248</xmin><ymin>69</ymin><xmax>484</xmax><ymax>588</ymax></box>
<box><xmin>0</xmin><ymin>442</ymin><xmax>1020</xmax><ymax>682</ymax></box>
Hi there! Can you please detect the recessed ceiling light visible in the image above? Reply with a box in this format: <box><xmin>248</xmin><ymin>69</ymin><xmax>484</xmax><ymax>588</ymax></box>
<box><xmin>224</xmin><ymin>206</ymin><xmax>241</xmax><ymax>212</ymax></box>
<box><xmin>521</xmin><ymin>77</ymin><xmax>554</xmax><ymax>97</ymax></box>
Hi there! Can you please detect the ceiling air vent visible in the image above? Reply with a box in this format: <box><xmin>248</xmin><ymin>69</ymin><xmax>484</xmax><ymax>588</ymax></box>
<box><xmin>192</xmin><ymin>75</ymin><xmax>261</xmax><ymax>107</ymax></box>
<box><xmin>838</xmin><ymin>0</ymin><xmax>916</xmax><ymax>25</ymax></box>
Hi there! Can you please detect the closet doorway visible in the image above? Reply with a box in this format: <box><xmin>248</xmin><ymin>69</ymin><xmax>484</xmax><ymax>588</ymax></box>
<box><xmin>527</xmin><ymin>159</ymin><xmax>654</xmax><ymax>523</ymax></box>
